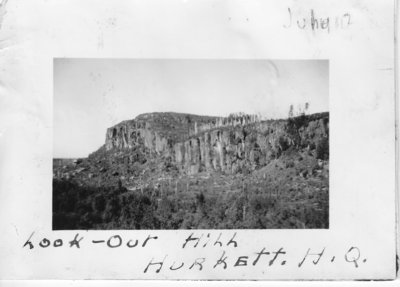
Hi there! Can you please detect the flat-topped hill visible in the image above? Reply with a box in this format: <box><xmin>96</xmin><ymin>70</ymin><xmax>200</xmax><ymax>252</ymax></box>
<box><xmin>53</xmin><ymin>111</ymin><xmax>329</xmax><ymax>230</ymax></box>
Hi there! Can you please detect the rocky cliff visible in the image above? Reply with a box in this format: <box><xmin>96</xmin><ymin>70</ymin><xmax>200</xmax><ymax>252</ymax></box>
<box><xmin>103</xmin><ymin>112</ymin><xmax>329</xmax><ymax>175</ymax></box>
<box><xmin>53</xmin><ymin>111</ymin><xmax>329</xmax><ymax>229</ymax></box>
<box><xmin>54</xmin><ymin>110</ymin><xmax>330</xmax><ymax>230</ymax></box>
<box><xmin>105</xmin><ymin>112</ymin><xmax>219</xmax><ymax>152</ymax></box>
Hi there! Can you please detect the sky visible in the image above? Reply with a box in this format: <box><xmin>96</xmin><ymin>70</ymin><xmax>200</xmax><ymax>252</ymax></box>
<box><xmin>54</xmin><ymin>59</ymin><xmax>328</xmax><ymax>158</ymax></box>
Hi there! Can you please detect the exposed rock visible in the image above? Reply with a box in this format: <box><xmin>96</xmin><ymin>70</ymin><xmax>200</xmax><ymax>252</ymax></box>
<box><xmin>104</xmin><ymin>112</ymin><xmax>221</xmax><ymax>153</ymax></box>
<box><xmin>100</xmin><ymin>112</ymin><xmax>329</xmax><ymax>176</ymax></box>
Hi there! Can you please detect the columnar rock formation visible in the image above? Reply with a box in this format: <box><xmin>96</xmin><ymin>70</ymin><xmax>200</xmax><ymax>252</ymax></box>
<box><xmin>104</xmin><ymin>112</ymin><xmax>329</xmax><ymax>175</ymax></box>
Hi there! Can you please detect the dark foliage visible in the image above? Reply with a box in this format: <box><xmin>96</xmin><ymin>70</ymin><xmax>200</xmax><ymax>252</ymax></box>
<box><xmin>53</xmin><ymin>173</ymin><xmax>328</xmax><ymax>230</ymax></box>
<box><xmin>54</xmin><ymin>112</ymin><xmax>329</xmax><ymax>230</ymax></box>
<box><xmin>316</xmin><ymin>137</ymin><xmax>329</xmax><ymax>160</ymax></box>
<box><xmin>286</xmin><ymin>114</ymin><xmax>308</xmax><ymax>146</ymax></box>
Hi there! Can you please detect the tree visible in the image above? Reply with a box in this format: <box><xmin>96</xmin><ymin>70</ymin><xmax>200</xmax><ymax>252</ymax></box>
<box><xmin>288</xmin><ymin>104</ymin><xmax>294</xmax><ymax>118</ymax></box>
<box><xmin>305</xmin><ymin>102</ymin><xmax>310</xmax><ymax>114</ymax></box>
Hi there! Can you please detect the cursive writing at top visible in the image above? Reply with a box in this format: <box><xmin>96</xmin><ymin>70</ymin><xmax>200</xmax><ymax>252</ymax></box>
<box><xmin>284</xmin><ymin>8</ymin><xmax>352</xmax><ymax>32</ymax></box>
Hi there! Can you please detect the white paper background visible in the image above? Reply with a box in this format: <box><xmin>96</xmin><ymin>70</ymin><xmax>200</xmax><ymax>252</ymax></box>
<box><xmin>0</xmin><ymin>0</ymin><xmax>396</xmax><ymax>280</ymax></box>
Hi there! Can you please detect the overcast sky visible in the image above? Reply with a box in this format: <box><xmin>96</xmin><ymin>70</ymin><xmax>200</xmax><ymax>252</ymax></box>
<box><xmin>54</xmin><ymin>59</ymin><xmax>328</xmax><ymax>158</ymax></box>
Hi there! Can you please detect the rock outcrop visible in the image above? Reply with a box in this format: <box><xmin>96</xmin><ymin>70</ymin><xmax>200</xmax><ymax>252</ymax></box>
<box><xmin>54</xmin><ymin>111</ymin><xmax>329</xmax><ymax>230</ymax></box>
<box><xmin>103</xmin><ymin>112</ymin><xmax>329</xmax><ymax>175</ymax></box>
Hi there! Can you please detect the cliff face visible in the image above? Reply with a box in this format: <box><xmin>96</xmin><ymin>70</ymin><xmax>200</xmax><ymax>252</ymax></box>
<box><xmin>105</xmin><ymin>112</ymin><xmax>224</xmax><ymax>152</ymax></box>
<box><xmin>104</xmin><ymin>112</ymin><xmax>329</xmax><ymax>175</ymax></box>
<box><xmin>54</xmin><ymin>111</ymin><xmax>329</xmax><ymax>230</ymax></box>
<box><xmin>105</xmin><ymin>122</ymin><xmax>170</xmax><ymax>154</ymax></box>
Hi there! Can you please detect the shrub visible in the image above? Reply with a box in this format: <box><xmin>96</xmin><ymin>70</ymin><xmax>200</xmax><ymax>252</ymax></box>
<box><xmin>278</xmin><ymin>136</ymin><xmax>290</xmax><ymax>151</ymax></box>
<box><xmin>93</xmin><ymin>194</ymin><xmax>106</xmax><ymax>212</ymax></box>
<box><xmin>103</xmin><ymin>195</ymin><xmax>121</xmax><ymax>221</ymax></box>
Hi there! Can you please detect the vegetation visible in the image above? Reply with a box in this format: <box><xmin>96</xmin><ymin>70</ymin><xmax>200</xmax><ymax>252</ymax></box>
<box><xmin>53</xmin><ymin>110</ymin><xmax>329</xmax><ymax>230</ymax></box>
<box><xmin>53</xmin><ymin>152</ymin><xmax>328</xmax><ymax>230</ymax></box>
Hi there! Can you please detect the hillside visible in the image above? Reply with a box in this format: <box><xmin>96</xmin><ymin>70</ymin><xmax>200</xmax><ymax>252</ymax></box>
<box><xmin>53</xmin><ymin>112</ymin><xmax>329</xmax><ymax>230</ymax></box>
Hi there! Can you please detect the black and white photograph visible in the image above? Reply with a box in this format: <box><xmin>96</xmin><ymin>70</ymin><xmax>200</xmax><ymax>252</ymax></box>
<box><xmin>0</xmin><ymin>0</ymin><xmax>396</xmax><ymax>282</ymax></box>
<box><xmin>53</xmin><ymin>59</ymin><xmax>329</xmax><ymax>230</ymax></box>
